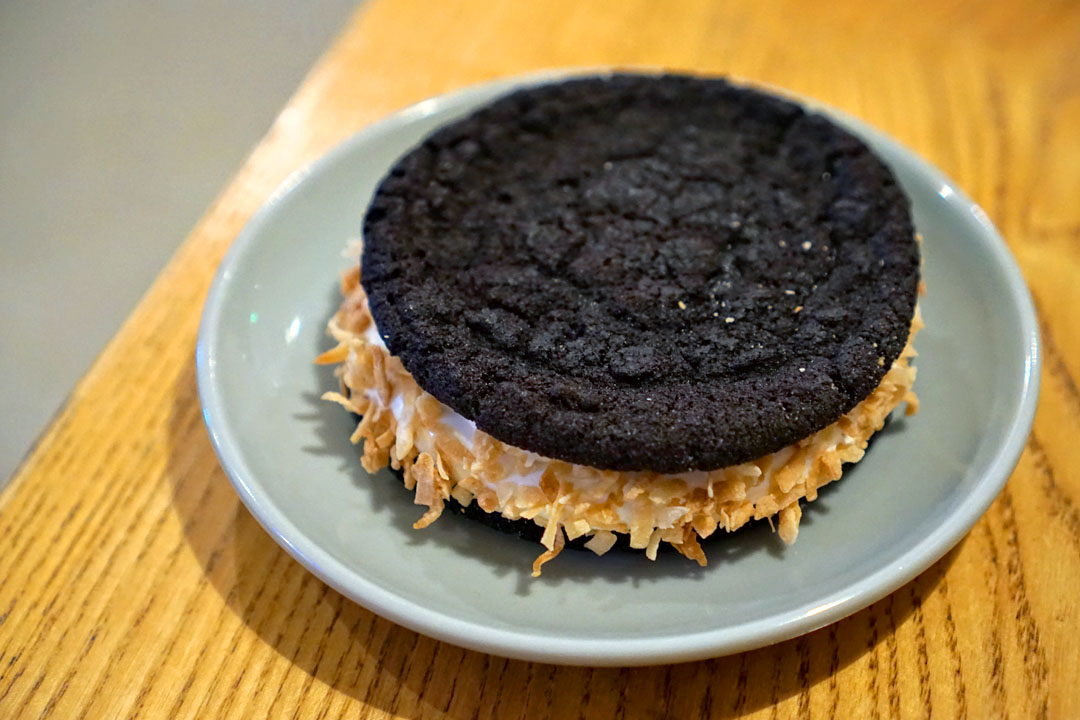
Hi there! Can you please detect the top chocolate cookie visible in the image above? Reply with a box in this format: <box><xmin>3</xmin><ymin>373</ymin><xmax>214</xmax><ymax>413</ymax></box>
<box><xmin>361</xmin><ymin>74</ymin><xmax>920</xmax><ymax>473</ymax></box>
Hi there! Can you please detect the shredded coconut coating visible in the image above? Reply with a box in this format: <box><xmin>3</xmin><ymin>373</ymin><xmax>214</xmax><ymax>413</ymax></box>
<box><xmin>319</xmin><ymin>262</ymin><xmax>921</xmax><ymax>576</ymax></box>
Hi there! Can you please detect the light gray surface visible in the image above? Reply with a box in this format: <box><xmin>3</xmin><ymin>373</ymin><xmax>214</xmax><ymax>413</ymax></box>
<box><xmin>196</xmin><ymin>72</ymin><xmax>1039</xmax><ymax>665</ymax></box>
<box><xmin>0</xmin><ymin>0</ymin><xmax>359</xmax><ymax>483</ymax></box>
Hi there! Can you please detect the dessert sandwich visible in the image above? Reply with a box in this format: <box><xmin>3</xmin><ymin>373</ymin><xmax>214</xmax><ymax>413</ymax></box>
<box><xmin>318</xmin><ymin>74</ymin><xmax>922</xmax><ymax>575</ymax></box>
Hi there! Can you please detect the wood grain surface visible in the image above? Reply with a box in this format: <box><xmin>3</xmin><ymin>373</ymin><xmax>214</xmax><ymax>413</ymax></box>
<box><xmin>2</xmin><ymin>1</ymin><xmax>1079</xmax><ymax>717</ymax></box>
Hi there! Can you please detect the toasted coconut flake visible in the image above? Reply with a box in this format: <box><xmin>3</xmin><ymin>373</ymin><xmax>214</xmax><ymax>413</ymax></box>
<box><xmin>778</xmin><ymin>503</ymin><xmax>802</xmax><ymax>544</ymax></box>
<box><xmin>450</xmin><ymin>484</ymin><xmax>474</xmax><ymax>506</ymax></box>
<box><xmin>540</xmin><ymin>510</ymin><xmax>563</xmax><ymax>551</ymax></box>
<box><xmin>320</xmin><ymin>259</ymin><xmax>921</xmax><ymax>575</ymax></box>
<box><xmin>531</xmin><ymin>525</ymin><xmax>565</xmax><ymax>577</ymax></box>
<box><xmin>566</xmin><ymin>518</ymin><xmax>592</xmax><ymax>540</ymax></box>
<box><xmin>584</xmin><ymin>531</ymin><xmax>618</xmax><ymax>555</ymax></box>
<box><xmin>315</xmin><ymin>344</ymin><xmax>350</xmax><ymax>365</ymax></box>
<box><xmin>645</xmin><ymin>529</ymin><xmax>664</xmax><ymax>560</ymax></box>
<box><xmin>674</xmin><ymin>530</ymin><xmax>708</xmax><ymax>566</ymax></box>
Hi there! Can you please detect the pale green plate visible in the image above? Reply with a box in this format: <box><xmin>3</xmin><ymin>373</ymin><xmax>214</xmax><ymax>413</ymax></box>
<box><xmin>197</xmin><ymin>71</ymin><xmax>1039</xmax><ymax>666</ymax></box>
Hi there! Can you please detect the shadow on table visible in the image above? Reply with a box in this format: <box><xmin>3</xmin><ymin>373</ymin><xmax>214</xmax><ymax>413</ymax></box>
<box><xmin>166</xmin><ymin>354</ymin><xmax>958</xmax><ymax>719</ymax></box>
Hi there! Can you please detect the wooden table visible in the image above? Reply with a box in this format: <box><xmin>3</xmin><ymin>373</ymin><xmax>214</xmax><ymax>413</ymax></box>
<box><xmin>3</xmin><ymin>1</ymin><xmax>1078</xmax><ymax>717</ymax></box>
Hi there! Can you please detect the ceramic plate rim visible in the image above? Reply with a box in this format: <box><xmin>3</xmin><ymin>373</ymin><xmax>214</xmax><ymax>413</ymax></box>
<box><xmin>196</xmin><ymin>69</ymin><xmax>1040</xmax><ymax>666</ymax></box>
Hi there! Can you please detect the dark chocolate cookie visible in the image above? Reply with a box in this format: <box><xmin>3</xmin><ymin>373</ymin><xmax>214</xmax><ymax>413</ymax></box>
<box><xmin>362</xmin><ymin>74</ymin><xmax>919</xmax><ymax>472</ymax></box>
